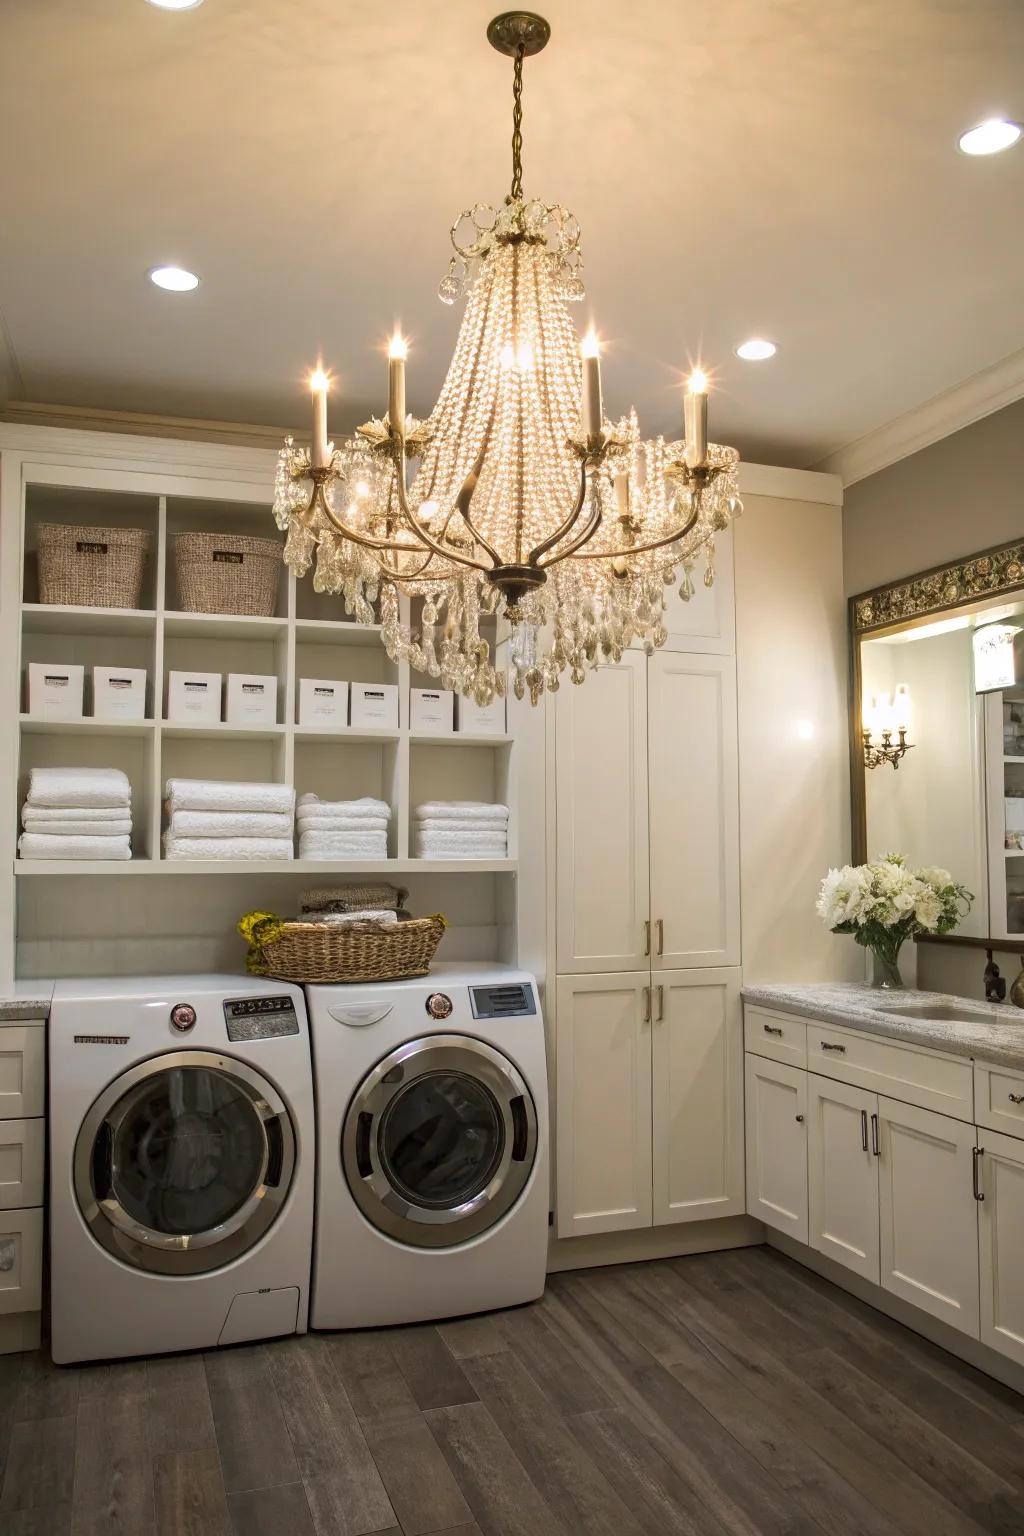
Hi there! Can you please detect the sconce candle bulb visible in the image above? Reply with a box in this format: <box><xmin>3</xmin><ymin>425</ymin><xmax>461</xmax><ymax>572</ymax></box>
<box><xmin>863</xmin><ymin>684</ymin><xmax>913</xmax><ymax>769</ymax></box>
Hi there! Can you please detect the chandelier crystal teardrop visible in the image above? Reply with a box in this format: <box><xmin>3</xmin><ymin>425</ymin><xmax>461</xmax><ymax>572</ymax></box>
<box><xmin>273</xmin><ymin>11</ymin><xmax>743</xmax><ymax>705</ymax></box>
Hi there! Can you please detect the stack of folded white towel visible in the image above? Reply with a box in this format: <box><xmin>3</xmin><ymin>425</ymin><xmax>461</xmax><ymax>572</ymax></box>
<box><xmin>413</xmin><ymin>801</ymin><xmax>509</xmax><ymax>860</ymax></box>
<box><xmin>297</xmin><ymin>795</ymin><xmax>391</xmax><ymax>860</ymax></box>
<box><xmin>163</xmin><ymin>779</ymin><xmax>295</xmax><ymax>860</ymax></box>
<box><xmin>19</xmin><ymin>767</ymin><xmax>133</xmax><ymax>861</ymax></box>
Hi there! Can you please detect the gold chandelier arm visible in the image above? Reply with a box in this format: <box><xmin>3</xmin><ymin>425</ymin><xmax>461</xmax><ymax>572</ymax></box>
<box><xmin>527</xmin><ymin>460</ymin><xmax>590</xmax><ymax>565</ymax></box>
<box><xmin>389</xmin><ymin>434</ymin><xmax>493</xmax><ymax>574</ymax></box>
<box><xmin>569</xmin><ymin>500</ymin><xmax>702</xmax><ymax>561</ymax></box>
<box><xmin>307</xmin><ymin>482</ymin><xmax>431</xmax><ymax>556</ymax></box>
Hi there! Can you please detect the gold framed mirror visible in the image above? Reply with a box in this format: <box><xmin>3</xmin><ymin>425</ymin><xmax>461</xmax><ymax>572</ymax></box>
<box><xmin>850</xmin><ymin>537</ymin><xmax>1024</xmax><ymax>955</ymax></box>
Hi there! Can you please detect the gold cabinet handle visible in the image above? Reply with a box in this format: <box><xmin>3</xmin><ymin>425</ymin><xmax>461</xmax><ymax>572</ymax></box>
<box><xmin>655</xmin><ymin>918</ymin><xmax>664</xmax><ymax>956</ymax></box>
<box><xmin>655</xmin><ymin>985</ymin><xmax>664</xmax><ymax>1022</ymax></box>
<box><xmin>643</xmin><ymin>920</ymin><xmax>651</xmax><ymax>957</ymax></box>
<box><xmin>642</xmin><ymin>986</ymin><xmax>652</xmax><ymax>1024</ymax></box>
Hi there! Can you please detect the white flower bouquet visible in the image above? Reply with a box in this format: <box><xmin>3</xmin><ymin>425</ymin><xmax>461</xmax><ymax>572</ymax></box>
<box><xmin>816</xmin><ymin>853</ymin><xmax>972</xmax><ymax>988</ymax></box>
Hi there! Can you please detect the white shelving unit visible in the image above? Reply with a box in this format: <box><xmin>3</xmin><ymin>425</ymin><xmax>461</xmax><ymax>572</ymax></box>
<box><xmin>0</xmin><ymin>430</ymin><xmax>542</xmax><ymax>983</ymax></box>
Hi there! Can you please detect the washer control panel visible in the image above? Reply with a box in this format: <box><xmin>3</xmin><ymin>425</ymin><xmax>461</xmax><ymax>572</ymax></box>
<box><xmin>469</xmin><ymin>982</ymin><xmax>537</xmax><ymax>1020</ymax></box>
<box><xmin>169</xmin><ymin>1003</ymin><xmax>196</xmax><ymax>1033</ymax></box>
<box><xmin>223</xmin><ymin>994</ymin><xmax>300</xmax><ymax>1041</ymax></box>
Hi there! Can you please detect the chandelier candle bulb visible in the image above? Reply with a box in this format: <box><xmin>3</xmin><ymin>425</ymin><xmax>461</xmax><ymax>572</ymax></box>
<box><xmin>388</xmin><ymin>332</ymin><xmax>407</xmax><ymax>433</ymax></box>
<box><xmin>683</xmin><ymin>371</ymin><xmax>709</xmax><ymax>470</ymax></box>
<box><xmin>614</xmin><ymin>474</ymin><xmax>629</xmax><ymax>517</ymax></box>
<box><xmin>581</xmin><ymin>330</ymin><xmax>603</xmax><ymax>443</ymax></box>
<box><xmin>310</xmin><ymin>370</ymin><xmax>330</xmax><ymax>469</ymax></box>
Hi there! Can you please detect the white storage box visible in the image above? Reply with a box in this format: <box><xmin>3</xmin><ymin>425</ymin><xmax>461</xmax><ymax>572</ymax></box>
<box><xmin>350</xmin><ymin>682</ymin><xmax>399</xmax><ymax>730</ymax></box>
<box><xmin>27</xmin><ymin>663</ymin><xmax>84</xmax><ymax>721</ymax></box>
<box><xmin>410</xmin><ymin>687</ymin><xmax>454</xmax><ymax>734</ymax></box>
<box><xmin>456</xmin><ymin>692</ymin><xmax>506</xmax><ymax>736</ymax></box>
<box><xmin>299</xmin><ymin>678</ymin><xmax>349</xmax><ymax>727</ymax></box>
<box><xmin>166</xmin><ymin>670</ymin><xmax>222</xmax><ymax>724</ymax></box>
<box><xmin>226</xmin><ymin>672</ymin><xmax>278</xmax><ymax>726</ymax></box>
<box><xmin>92</xmin><ymin>666</ymin><xmax>147</xmax><ymax>721</ymax></box>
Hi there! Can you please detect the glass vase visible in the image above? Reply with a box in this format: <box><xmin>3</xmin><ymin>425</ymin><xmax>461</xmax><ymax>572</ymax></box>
<box><xmin>869</xmin><ymin>947</ymin><xmax>904</xmax><ymax>990</ymax></box>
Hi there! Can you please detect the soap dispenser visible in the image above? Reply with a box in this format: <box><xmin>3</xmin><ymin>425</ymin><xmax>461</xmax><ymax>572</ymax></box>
<box><xmin>984</xmin><ymin>951</ymin><xmax>1007</xmax><ymax>1003</ymax></box>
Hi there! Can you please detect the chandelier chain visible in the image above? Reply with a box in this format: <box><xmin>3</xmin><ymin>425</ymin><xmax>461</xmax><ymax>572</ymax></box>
<box><xmin>510</xmin><ymin>44</ymin><xmax>525</xmax><ymax>201</ymax></box>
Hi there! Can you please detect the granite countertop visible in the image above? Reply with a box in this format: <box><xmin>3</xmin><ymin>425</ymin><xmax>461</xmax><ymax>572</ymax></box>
<box><xmin>0</xmin><ymin>981</ymin><xmax>53</xmax><ymax>1022</ymax></box>
<box><xmin>743</xmin><ymin>981</ymin><xmax>1024</xmax><ymax>1071</ymax></box>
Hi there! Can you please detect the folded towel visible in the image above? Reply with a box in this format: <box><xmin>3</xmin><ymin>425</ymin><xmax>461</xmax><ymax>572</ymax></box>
<box><xmin>21</xmin><ymin>804</ymin><xmax>133</xmax><ymax>825</ymax></box>
<box><xmin>168</xmin><ymin>810</ymin><xmax>294</xmax><ymax>838</ymax></box>
<box><xmin>21</xmin><ymin>816</ymin><xmax>132</xmax><ymax>838</ymax></box>
<box><xmin>296</xmin><ymin>813</ymin><xmax>390</xmax><ymax>832</ymax></box>
<box><xmin>298</xmin><ymin>795</ymin><xmax>390</xmax><ymax>819</ymax></box>
<box><xmin>415</xmin><ymin>817</ymin><xmax>509</xmax><ymax>833</ymax></box>
<box><xmin>27</xmin><ymin>766</ymin><xmax>131</xmax><ymax>810</ymax></box>
<box><xmin>414</xmin><ymin>846</ymin><xmax>506</xmax><ymax>861</ymax></box>
<box><xmin>19</xmin><ymin>832</ymin><xmax>131</xmax><ymax>861</ymax></box>
<box><xmin>163</xmin><ymin>834</ymin><xmax>294</xmax><ymax>861</ymax></box>
<box><xmin>413</xmin><ymin>801</ymin><xmax>509</xmax><ymax>823</ymax></box>
<box><xmin>313</xmin><ymin>909</ymin><xmax>400</xmax><ymax>927</ymax></box>
<box><xmin>298</xmin><ymin>831</ymin><xmax>389</xmax><ymax>858</ymax></box>
<box><xmin>415</xmin><ymin>828</ymin><xmax>508</xmax><ymax>850</ymax></box>
<box><xmin>164</xmin><ymin>779</ymin><xmax>295</xmax><ymax>815</ymax></box>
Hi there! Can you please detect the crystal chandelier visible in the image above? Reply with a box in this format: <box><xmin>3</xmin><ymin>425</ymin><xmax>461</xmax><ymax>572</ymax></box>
<box><xmin>273</xmin><ymin>10</ymin><xmax>743</xmax><ymax>705</ymax></box>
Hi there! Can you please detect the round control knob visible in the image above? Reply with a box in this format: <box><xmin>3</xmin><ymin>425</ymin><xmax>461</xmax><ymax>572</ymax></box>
<box><xmin>425</xmin><ymin>992</ymin><xmax>454</xmax><ymax>1020</ymax></box>
<box><xmin>170</xmin><ymin>1003</ymin><xmax>197</xmax><ymax>1033</ymax></box>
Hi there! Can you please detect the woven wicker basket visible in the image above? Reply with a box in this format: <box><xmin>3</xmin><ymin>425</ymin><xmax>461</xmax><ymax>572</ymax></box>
<box><xmin>173</xmin><ymin>532</ymin><xmax>282</xmax><ymax>616</ymax></box>
<box><xmin>252</xmin><ymin>915</ymin><xmax>446</xmax><ymax>984</ymax></box>
<box><xmin>37</xmin><ymin>523</ymin><xmax>152</xmax><ymax>609</ymax></box>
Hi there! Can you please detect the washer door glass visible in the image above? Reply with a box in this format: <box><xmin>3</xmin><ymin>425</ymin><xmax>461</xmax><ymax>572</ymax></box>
<box><xmin>378</xmin><ymin>1071</ymin><xmax>505</xmax><ymax>1210</ymax></box>
<box><xmin>343</xmin><ymin>1035</ymin><xmax>538</xmax><ymax>1249</ymax></box>
<box><xmin>75</xmin><ymin>1053</ymin><xmax>296</xmax><ymax>1276</ymax></box>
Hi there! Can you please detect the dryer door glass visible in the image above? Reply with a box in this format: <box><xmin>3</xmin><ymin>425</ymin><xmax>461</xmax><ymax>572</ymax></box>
<box><xmin>343</xmin><ymin>1035</ymin><xmax>539</xmax><ymax>1249</ymax></box>
<box><xmin>75</xmin><ymin>1053</ymin><xmax>296</xmax><ymax>1276</ymax></box>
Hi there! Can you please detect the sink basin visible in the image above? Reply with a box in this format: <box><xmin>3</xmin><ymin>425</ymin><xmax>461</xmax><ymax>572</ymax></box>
<box><xmin>878</xmin><ymin>1002</ymin><xmax>1001</xmax><ymax>1024</ymax></box>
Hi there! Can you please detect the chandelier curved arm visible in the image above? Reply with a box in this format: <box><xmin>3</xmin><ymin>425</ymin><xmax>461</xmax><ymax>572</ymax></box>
<box><xmin>526</xmin><ymin>459</ymin><xmax>590</xmax><ymax>566</ymax></box>
<box><xmin>307</xmin><ymin>478</ymin><xmax>440</xmax><ymax>557</ymax></box>
<box><xmin>389</xmin><ymin>433</ymin><xmax>493</xmax><ymax>574</ymax></box>
<box><xmin>568</xmin><ymin>499</ymin><xmax>702</xmax><ymax>561</ymax></box>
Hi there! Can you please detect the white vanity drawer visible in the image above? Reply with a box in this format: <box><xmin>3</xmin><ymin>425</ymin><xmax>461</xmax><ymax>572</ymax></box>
<box><xmin>744</xmin><ymin>1006</ymin><xmax>807</xmax><ymax>1067</ymax></box>
<box><xmin>0</xmin><ymin>1027</ymin><xmax>44</xmax><ymax>1121</ymax></box>
<box><xmin>807</xmin><ymin>1020</ymin><xmax>974</xmax><ymax>1122</ymax></box>
<box><xmin>0</xmin><ymin>1121</ymin><xmax>44</xmax><ymax>1210</ymax></box>
<box><xmin>0</xmin><ymin>1208</ymin><xmax>42</xmax><ymax>1315</ymax></box>
<box><xmin>974</xmin><ymin>1064</ymin><xmax>1024</xmax><ymax>1139</ymax></box>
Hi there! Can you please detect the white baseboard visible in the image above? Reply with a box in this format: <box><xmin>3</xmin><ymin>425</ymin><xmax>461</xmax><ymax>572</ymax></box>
<box><xmin>768</xmin><ymin>1231</ymin><xmax>1024</xmax><ymax>1396</ymax></box>
<box><xmin>546</xmin><ymin>1215</ymin><xmax>764</xmax><ymax>1273</ymax></box>
<box><xmin>0</xmin><ymin>1311</ymin><xmax>40</xmax><ymax>1355</ymax></box>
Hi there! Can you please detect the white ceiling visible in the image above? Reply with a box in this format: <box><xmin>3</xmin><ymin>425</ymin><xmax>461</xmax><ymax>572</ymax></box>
<box><xmin>1</xmin><ymin>0</ymin><xmax>1022</xmax><ymax>467</ymax></box>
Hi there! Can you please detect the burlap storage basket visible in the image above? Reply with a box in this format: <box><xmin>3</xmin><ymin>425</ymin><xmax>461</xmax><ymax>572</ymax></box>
<box><xmin>252</xmin><ymin>914</ymin><xmax>446</xmax><ymax>984</ymax></box>
<box><xmin>37</xmin><ymin>524</ymin><xmax>152</xmax><ymax>609</ymax></box>
<box><xmin>173</xmin><ymin>532</ymin><xmax>282</xmax><ymax>616</ymax></box>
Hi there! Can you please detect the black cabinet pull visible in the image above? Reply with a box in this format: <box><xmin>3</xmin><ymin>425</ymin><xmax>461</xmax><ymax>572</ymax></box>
<box><xmin>870</xmin><ymin>1112</ymin><xmax>880</xmax><ymax>1157</ymax></box>
<box><xmin>860</xmin><ymin>1109</ymin><xmax>868</xmax><ymax>1152</ymax></box>
<box><xmin>973</xmin><ymin>1146</ymin><xmax>985</xmax><ymax>1202</ymax></box>
<box><xmin>821</xmin><ymin>1041</ymin><xmax>846</xmax><ymax>1054</ymax></box>
<box><xmin>763</xmin><ymin>1024</ymin><xmax>783</xmax><ymax>1036</ymax></box>
<box><xmin>1009</xmin><ymin>1092</ymin><xmax>1024</xmax><ymax>1106</ymax></box>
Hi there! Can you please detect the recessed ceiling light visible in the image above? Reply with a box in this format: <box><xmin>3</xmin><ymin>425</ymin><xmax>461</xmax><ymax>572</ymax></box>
<box><xmin>148</xmin><ymin>265</ymin><xmax>200</xmax><ymax>292</ymax></box>
<box><xmin>958</xmin><ymin>118</ymin><xmax>1021</xmax><ymax>156</ymax></box>
<box><xmin>145</xmin><ymin>0</ymin><xmax>204</xmax><ymax>9</ymax></box>
<box><xmin>735</xmin><ymin>338</ymin><xmax>777</xmax><ymax>361</ymax></box>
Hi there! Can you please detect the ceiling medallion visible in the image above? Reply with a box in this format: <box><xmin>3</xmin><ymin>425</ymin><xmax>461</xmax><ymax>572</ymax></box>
<box><xmin>273</xmin><ymin>12</ymin><xmax>743</xmax><ymax>704</ymax></box>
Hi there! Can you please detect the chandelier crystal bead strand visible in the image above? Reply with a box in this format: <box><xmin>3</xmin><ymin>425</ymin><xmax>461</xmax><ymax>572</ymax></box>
<box><xmin>273</xmin><ymin>11</ymin><xmax>743</xmax><ymax>704</ymax></box>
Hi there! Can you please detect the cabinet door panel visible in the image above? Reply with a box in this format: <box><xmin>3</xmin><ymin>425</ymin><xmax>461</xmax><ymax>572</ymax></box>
<box><xmin>979</xmin><ymin>1129</ymin><xmax>1024</xmax><ymax>1367</ymax></box>
<box><xmin>653</xmin><ymin>970</ymin><xmax>743</xmax><ymax>1225</ymax></box>
<box><xmin>555</xmin><ymin>974</ymin><xmax>652</xmax><ymax>1239</ymax></box>
<box><xmin>807</xmin><ymin>1074</ymin><xmax>879</xmax><ymax>1283</ymax></box>
<box><xmin>661</xmin><ymin>527</ymin><xmax>735</xmax><ymax>655</ymax></box>
<box><xmin>745</xmin><ymin>1055</ymin><xmax>808</xmax><ymax>1242</ymax></box>
<box><xmin>648</xmin><ymin>652</ymin><xmax>740</xmax><ymax>969</ymax></box>
<box><xmin>555</xmin><ymin>654</ymin><xmax>650</xmax><ymax>973</ymax></box>
<box><xmin>877</xmin><ymin>1097</ymin><xmax>979</xmax><ymax>1337</ymax></box>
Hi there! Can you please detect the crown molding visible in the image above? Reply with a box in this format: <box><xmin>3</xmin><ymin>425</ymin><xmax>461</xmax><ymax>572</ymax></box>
<box><xmin>812</xmin><ymin>346</ymin><xmax>1024</xmax><ymax>487</ymax></box>
<box><xmin>737</xmin><ymin>461</ymin><xmax>842</xmax><ymax>506</ymax></box>
<box><xmin>0</xmin><ymin>400</ymin><xmax>297</xmax><ymax>452</ymax></box>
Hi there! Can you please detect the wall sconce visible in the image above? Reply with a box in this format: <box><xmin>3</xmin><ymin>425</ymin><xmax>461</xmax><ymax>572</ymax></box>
<box><xmin>863</xmin><ymin>685</ymin><xmax>913</xmax><ymax>770</ymax></box>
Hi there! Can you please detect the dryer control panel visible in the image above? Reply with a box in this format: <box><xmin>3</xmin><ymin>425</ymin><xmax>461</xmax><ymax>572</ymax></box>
<box><xmin>223</xmin><ymin>994</ymin><xmax>300</xmax><ymax>1041</ymax></box>
<box><xmin>469</xmin><ymin>982</ymin><xmax>537</xmax><ymax>1020</ymax></box>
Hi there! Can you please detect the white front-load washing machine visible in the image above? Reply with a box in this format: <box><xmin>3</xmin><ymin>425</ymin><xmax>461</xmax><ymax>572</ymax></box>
<box><xmin>307</xmin><ymin>963</ymin><xmax>549</xmax><ymax>1329</ymax></box>
<box><xmin>49</xmin><ymin>975</ymin><xmax>315</xmax><ymax>1364</ymax></box>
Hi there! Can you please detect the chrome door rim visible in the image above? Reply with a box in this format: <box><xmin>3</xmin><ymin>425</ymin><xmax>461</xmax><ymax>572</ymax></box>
<box><xmin>73</xmin><ymin>1050</ymin><xmax>296</xmax><ymax>1277</ymax></box>
<box><xmin>341</xmin><ymin>1033</ymin><xmax>538</xmax><ymax>1249</ymax></box>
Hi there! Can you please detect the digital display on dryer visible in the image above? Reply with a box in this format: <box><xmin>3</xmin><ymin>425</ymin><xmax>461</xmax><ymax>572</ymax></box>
<box><xmin>469</xmin><ymin>983</ymin><xmax>536</xmax><ymax>1020</ymax></box>
<box><xmin>223</xmin><ymin>995</ymin><xmax>300</xmax><ymax>1040</ymax></box>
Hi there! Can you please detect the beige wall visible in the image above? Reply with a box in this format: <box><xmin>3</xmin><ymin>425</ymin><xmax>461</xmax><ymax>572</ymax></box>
<box><xmin>735</xmin><ymin>493</ymin><xmax>859</xmax><ymax>983</ymax></box>
<box><xmin>843</xmin><ymin>398</ymin><xmax>1024</xmax><ymax>597</ymax></box>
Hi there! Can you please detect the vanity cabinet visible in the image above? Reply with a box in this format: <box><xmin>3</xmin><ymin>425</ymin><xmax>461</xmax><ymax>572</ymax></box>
<box><xmin>978</xmin><ymin>1130</ymin><xmax>1024</xmax><ymax>1366</ymax></box>
<box><xmin>744</xmin><ymin>1054</ymin><xmax>808</xmax><ymax>1242</ymax></box>
<box><xmin>555</xmin><ymin>969</ymin><xmax>743</xmax><ymax>1238</ymax></box>
<box><xmin>807</xmin><ymin>1073</ymin><xmax>880</xmax><ymax>1283</ymax></box>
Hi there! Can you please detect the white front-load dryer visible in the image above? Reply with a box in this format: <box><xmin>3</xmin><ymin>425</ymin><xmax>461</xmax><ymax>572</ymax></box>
<box><xmin>49</xmin><ymin>975</ymin><xmax>315</xmax><ymax>1364</ymax></box>
<box><xmin>307</xmin><ymin>963</ymin><xmax>549</xmax><ymax>1329</ymax></box>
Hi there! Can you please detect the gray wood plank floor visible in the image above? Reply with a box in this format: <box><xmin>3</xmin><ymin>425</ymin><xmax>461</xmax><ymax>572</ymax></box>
<box><xmin>1</xmin><ymin>1245</ymin><xmax>1022</xmax><ymax>1535</ymax></box>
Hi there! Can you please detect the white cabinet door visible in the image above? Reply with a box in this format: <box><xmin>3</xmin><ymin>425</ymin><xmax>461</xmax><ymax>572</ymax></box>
<box><xmin>661</xmin><ymin>527</ymin><xmax>735</xmax><ymax>655</ymax></box>
<box><xmin>807</xmin><ymin>1073</ymin><xmax>880</xmax><ymax>1283</ymax></box>
<box><xmin>877</xmin><ymin>1097</ymin><xmax>979</xmax><ymax>1337</ymax></box>
<box><xmin>652</xmin><ymin>969</ymin><xmax>744</xmax><ymax>1226</ymax></box>
<box><xmin>555</xmin><ymin>653</ymin><xmax>651</xmax><ymax>974</ymax></box>
<box><xmin>745</xmin><ymin>1055</ymin><xmax>808</xmax><ymax>1242</ymax></box>
<box><xmin>978</xmin><ymin>1129</ymin><xmax>1024</xmax><ymax>1367</ymax></box>
<box><xmin>554</xmin><ymin>973</ymin><xmax>653</xmax><ymax>1239</ymax></box>
<box><xmin>648</xmin><ymin>651</ymin><xmax>740</xmax><ymax>970</ymax></box>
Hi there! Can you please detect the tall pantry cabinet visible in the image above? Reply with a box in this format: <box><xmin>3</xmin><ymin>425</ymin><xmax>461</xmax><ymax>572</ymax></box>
<box><xmin>553</xmin><ymin>536</ymin><xmax>744</xmax><ymax>1239</ymax></box>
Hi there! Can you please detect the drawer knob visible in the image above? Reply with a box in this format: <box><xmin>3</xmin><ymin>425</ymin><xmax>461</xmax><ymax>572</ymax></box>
<box><xmin>821</xmin><ymin>1041</ymin><xmax>846</xmax><ymax>1053</ymax></box>
<box><xmin>1009</xmin><ymin>1092</ymin><xmax>1024</xmax><ymax>1105</ymax></box>
<box><xmin>763</xmin><ymin>1025</ymin><xmax>783</xmax><ymax>1036</ymax></box>
<box><xmin>795</xmin><ymin>1114</ymin><xmax>805</xmax><ymax>1123</ymax></box>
